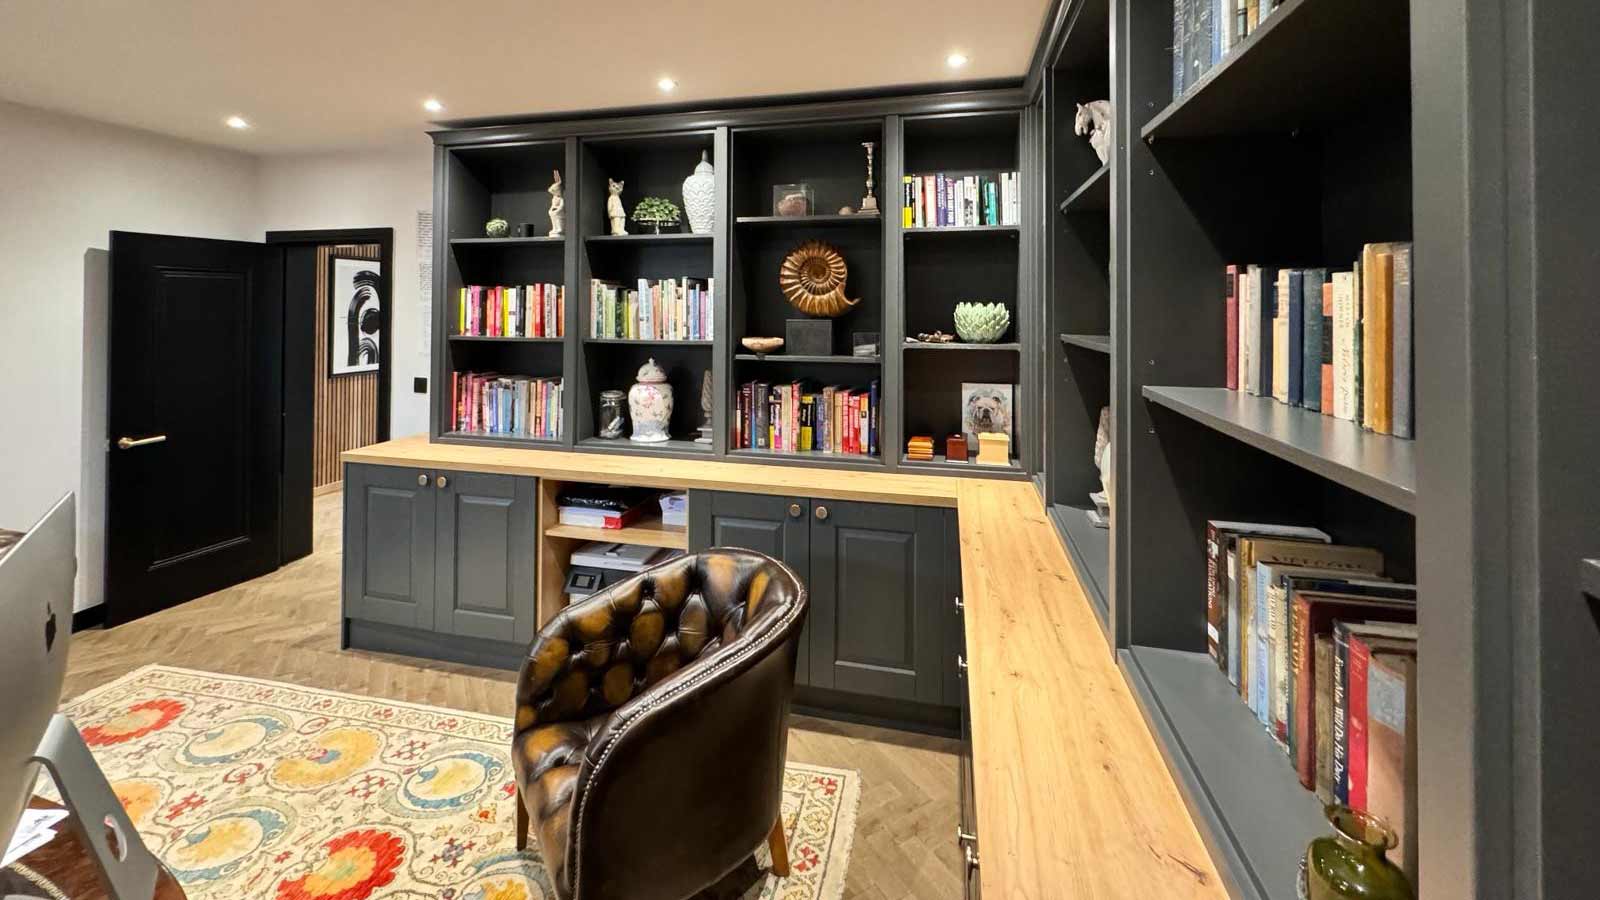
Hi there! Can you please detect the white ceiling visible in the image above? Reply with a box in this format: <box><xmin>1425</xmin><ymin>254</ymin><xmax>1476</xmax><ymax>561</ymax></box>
<box><xmin>0</xmin><ymin>0</ymin><xmax>1049</xmax><ymax>155</ymax></box>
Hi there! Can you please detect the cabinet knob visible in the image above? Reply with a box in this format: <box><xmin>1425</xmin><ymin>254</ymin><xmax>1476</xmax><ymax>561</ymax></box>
<box><xmin>955</xmin><ymin>824</ymin><xmax>977</xmax><ymax>846</ymax></box>
<box><xmin>814</xmin><ymin>505</ymin><xmax>829</xmax><ymax>521</ymax></box>
<box><xmin>956</xmin><ymin>655</ymin><xmax>967</xmax><ymax>676</ymax></box>
<box><xmin>436</xmin><ymin>475</ymin><xmax>449</xmax><ymax>489</ymax></box>
<box><xmin>789</xmin><ymin>503</ymin><xmax>803</xmax><ymax>519</ymax></box>
<box><xmin>417</xmin><ymin>473</ymin><xmax>429</xmax><ymax>486</ymax></box>
<box><xmin>954</xmin><ymin>596</ymin><xmax>964</xmax><ymax>612</ymax></box>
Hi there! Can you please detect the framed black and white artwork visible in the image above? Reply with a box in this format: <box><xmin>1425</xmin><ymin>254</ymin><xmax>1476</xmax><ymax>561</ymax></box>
<box><xmin>329</xmin><ymin>256</ymin><xmax>382</xmax><ymax>376</ymax></box>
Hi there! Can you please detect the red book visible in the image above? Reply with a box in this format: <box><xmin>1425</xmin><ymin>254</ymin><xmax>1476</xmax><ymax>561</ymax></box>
<box><xmin>1225</xmin><ymin>265</ymin><xmax>1241</xmax><ymax>389</ymax></box>
<box><xmin>1347</xmin><ymin>633</ymin><xmax>1373</xmax><ymax>810</ymax></box>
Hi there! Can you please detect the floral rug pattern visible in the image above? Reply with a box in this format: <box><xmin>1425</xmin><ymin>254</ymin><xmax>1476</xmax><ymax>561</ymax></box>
<box><xmin>53</xmin><ymin>666</ymin><xmax>859</xmax><ymax>900</ymax></box>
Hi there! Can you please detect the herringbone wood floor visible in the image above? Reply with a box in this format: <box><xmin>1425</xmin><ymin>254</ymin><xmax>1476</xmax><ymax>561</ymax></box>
<box><xmin>66</xmin><ymin>493</ymin><xmax>963</xmax><ymax>900</ymax></box>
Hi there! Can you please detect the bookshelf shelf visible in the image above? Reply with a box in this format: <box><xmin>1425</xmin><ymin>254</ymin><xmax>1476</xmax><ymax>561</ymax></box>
<box><xmin>1048</xmin><ymin>503</ymin><xmax>1109</xmax><ymax>625</ymax></box>
<box><xmin>447</xmin><ymin>335</ymin><xmax>564</xmax><ymax>343</ymax></box>
<box><xmin>543</xmin><ymin>514</ymin><xmax>688</xmax><ymax>551</ymax></box>
<box><xmin>734</xmin><ymin>214</ymin><xmax>881</xmax><ymax>228</ymax></box>
<box><xmin>450</xmin><ymin>236</ymin><xmax>565</xmax><ymax>246</ymax></box>
<box><xmin>734</xmin><ymin>354</ymin><xmax>879</xmax><ymax>365</ymax></box>
<box><xmin>1120</xmin><ymin>645</ymin><xmax>1327</xmax><ymax>900</ymax></box>
<box><xmin>728</xmin><ymin>448</ymin><xmax>883</xmax><ymax>468</ymax></box>
<box><xmin>898</xmin><ymin>455</ymin><xmax>1029</xmax><ymax>479</ymax></box>
<box><xmin>585</xmin><ymin>338</ymin><xmax>713</xmax><ymax>346</ymax></box>
<box><xmin>576</xmin><ymin>437</ymin><xmax>710</xmax><ymax>456</ymax></box>
<box><xmin>903</xmin><ymin>224</ymin><xmax>1020</xmax><ymax>237</ymax></box>
<box><xmin>584</xmin><ymin>232</ymin><xmax>711</xmax><ymax>244</ymax></box>
<box><xmin>1059</xmin><ymin>164</ymin><xmax>1110</xmax><ymax>214</ymax></box>
<box><xmin>1140</xmin><ymin>0</ymin><xmax>1410</xmax><ymax>141</ymax></box>
<box><xmin>1058</xmin><ymin>333</ymin><xmax>1110</xmax><ymax>354</ymax></box>
<box><xmin>438</xmin><ymin>431</ymin><xmax>564</xmax><ymax>449</ymax></box>
<box><xmin>1141</xmin><ymin>386</ymin><xmax>1417</xmax><ymax>513</ymax></box>
<box><xmin>902</xmin><ymin>342</ymin><xmax>1021</xmax><ymax>353</ymax></box>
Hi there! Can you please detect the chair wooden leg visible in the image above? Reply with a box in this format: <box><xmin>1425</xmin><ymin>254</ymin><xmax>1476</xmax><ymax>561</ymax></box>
<box><xmin>515</xmin><ymin>785</ymin><xmax>529</xmax><ymax>852</ymax></box>
<box><xmin>767</xmin><ymin>817</ymin><xmax>790</xmax><ymax>878</ymax></box>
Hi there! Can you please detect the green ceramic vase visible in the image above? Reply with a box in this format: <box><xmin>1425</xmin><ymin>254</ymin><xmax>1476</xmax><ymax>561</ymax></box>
<box><xmin>1301</xmin><ymin>806</ymin><xmax>1414</xmax><ymax>900</ymax></box>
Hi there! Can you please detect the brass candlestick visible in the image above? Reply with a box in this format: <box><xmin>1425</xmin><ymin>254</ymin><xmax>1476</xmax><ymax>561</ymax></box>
<box><xmin>859</xmin><ymin>141</ymin><xmax>879</xmax><ymax>214</ymax></box>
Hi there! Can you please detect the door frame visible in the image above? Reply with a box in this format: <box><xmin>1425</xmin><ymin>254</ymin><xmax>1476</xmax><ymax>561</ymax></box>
<box><xmin>266</xmin><ymin>228</ymin><xmax>394</xmax><ymax>562</ymax></box>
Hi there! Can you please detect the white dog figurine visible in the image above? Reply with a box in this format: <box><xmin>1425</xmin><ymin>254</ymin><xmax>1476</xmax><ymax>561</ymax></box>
<box><xmin>1074</xmin><ymin>100</ymin><xmax>1112</xmax><ymax>165</ymax></box>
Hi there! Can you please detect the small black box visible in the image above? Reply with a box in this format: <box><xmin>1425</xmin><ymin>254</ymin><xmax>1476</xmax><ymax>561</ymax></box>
<box><xmin>785</xmin><ymin>319</ymin><xmax>832</xmax><ymax>356</ymax></box>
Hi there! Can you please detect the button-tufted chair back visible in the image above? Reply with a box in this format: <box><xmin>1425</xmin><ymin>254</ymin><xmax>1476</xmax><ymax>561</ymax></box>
<box><xmin>511</xmin><ymin>549</ymin><xmax>807</xmax><ymax>900</ymax></box>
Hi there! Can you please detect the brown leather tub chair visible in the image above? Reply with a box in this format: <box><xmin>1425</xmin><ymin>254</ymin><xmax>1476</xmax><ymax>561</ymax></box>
<box><xmin>511</xmin><ymin>549</ymin><xmax>809</xmax><ymax>900</ymax></box>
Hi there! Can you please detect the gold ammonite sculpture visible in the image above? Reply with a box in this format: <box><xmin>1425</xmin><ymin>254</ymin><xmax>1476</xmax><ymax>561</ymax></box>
<box><xmin>779</xmin><ymin>240</ymin><xmax>860</xmax><ymax>317</ymax></box>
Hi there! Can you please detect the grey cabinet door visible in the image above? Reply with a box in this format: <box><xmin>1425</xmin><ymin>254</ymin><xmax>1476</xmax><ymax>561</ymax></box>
<box><xmin>689</xmin><ymin>490</ymin><xmax>811</xmax><ymax>685</ymax></box>
<box><xmin>809</xmin><ymin>501</ymin><xmax>945</xmax><ymax>704</ymax></box>
<box><xmin>343</xmin><ymin>464</ymin><xmax>436</xmax><ymax>630</ymax></box>
<box><xmin>434</xmin><ymin>470</ymin><xmax>538</xmax><ymax>645</ymax></box>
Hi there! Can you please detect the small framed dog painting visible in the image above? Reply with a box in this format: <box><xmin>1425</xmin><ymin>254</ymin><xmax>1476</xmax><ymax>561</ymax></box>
<box><xmin>961</xmin><ymin>383</ymin><xmax>1014</xmax><ymax>452</ymax></box>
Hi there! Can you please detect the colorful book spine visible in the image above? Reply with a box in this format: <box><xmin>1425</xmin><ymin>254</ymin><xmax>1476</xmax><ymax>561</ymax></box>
<box><xmin>1347</xmin><ymin>632</ymin><xmax>1375</xmax><ymax>810</ymax></box>
<box><xmin>1390</xmin><ymin>244</ymin><xmax>1413</xmax><ymax>439</ymax></box>
<box><xmin>1320</xmin><ymin>279</ymin><xmax>1335</xmax><ymax>414</ymax></box>
<box><xmin>1301</xmin><ymin>268</ymin><xmax>1326</xmax><ymax>411</ymax></box>
<box><xmin>1286</xmin><ymin>269</ymin><xmax>1305</xmax><ymax>407</ymax></box>
<box><xmin>1224</xmin><ymin>265</ymin><xmax>1240</xmax><ymax>390</ymax></box>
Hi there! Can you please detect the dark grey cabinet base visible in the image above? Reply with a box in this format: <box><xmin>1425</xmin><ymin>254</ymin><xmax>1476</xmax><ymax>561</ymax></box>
<box><xmin>342</xmin><ymin>463</ymin><xmax>537</xmax><ymax>669</ymax></box>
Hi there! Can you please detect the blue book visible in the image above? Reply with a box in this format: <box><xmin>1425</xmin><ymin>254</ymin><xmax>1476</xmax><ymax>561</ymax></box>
<box><xmin>1287</xmin><ymin>269</ymin><xmax>1305</xmax><ymax>407</ymax></box>
<box><xmin>1302</xmin><ymin>268</ymin><xmax>1327</xmax><ymax>412</ymax></box>
<box><xmin>1256</xmin><ymin>266</ymin><xmax>1277</xmax><ymax>394</ymax></box>
<box><xmin>1253</xmin><ymin>560</ymin><xmax>1273</xmax><ymax>725</ymax></box>
<box><xmin>1173</xmin><ymin>0</ymin><xmax>1188</xmax><ymax>97</ymax></box>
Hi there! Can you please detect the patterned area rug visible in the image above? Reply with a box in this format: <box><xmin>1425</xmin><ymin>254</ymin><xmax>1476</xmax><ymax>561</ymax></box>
<box><xmin>53</xmin><ymin>665</ymin><xmax>860</xmax><ymax>900</ymax></box>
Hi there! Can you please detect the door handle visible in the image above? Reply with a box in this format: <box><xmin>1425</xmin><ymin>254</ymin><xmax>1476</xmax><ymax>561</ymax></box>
<box><xmin>954</xmin><ymin>596</ymin><xmax>964</xmax><ymax>612</ymax></box>
<box><xmin>955</xmin><ymin>824</ymin><xmax>976</xmax><ymax>845</ymax></box>
<box><xmin>116</xmin><ymin>434</ymin><xmax>167</xmax><ymax>450</ymax></box>
<box><xmin>956</xmin><ymin>654</ymin><xmax>967</xmax><ymax>677</ymax></box>
<box><xmin>814</xmin><ymin>505</ymin><xmax>829</xmax><ymax>521</ymax></box>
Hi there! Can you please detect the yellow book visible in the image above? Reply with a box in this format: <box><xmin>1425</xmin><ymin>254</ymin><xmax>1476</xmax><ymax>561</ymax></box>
<box><xmin>1361</xmin><ymin>242</ymin><xmax>1400</xmax><ymax>432</ymax></box>
<box><xmin>459</xmin><ymin>287</ymin><xmax>466</xmax><ymax>333</ymax></box>
<box><xmin>902</xmin><ymin>176</ymin><xmax>915</xmax><ymax>227</ymax></box>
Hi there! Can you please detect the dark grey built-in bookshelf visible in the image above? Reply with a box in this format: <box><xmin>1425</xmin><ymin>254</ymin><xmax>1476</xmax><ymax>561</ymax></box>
<box><xmin>1018</xmin><ymin>0</ymin><xmax>1598</xmax><ymax>897</ymax></box>
<box><xmin>428</xmin><ymin>94</ymin><xmax>1037</xmax><ymax>479</ymax></box>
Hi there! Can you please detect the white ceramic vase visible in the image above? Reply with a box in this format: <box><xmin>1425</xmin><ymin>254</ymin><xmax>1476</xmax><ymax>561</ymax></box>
<box><xmin>682</xmin><ymin>150</ymin><xmax>716</xmax><ymax>235</ymax></box>
<box><xmin>628</xmin><ymin>358</ymin><xmax>673</xmax><ymax>443</ymax></box>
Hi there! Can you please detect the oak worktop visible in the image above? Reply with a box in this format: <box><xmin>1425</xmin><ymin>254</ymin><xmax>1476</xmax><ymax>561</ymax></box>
<box><xmin>343</xmin><ymin>437</ymin><xmax>1223</xmax><ymax>898</ymax></box>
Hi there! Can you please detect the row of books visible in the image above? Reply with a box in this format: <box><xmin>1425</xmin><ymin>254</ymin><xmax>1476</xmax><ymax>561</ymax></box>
<box><xmin>448</xmin><ymin>371</ymin><xmax>563</xmax><ymax>439</ymax></box>
<box><xmin>589</xmin><ymin>277</ymin><xmax>714</xmax><ymax>341</ymax></box>
<box><xmin>733</xmin><ymin>380</ymin><xmax>880</xmax><ymax>456</ymax></box>
<box><xmin>901</xmin><ymin>171</ymin><xmax>1021</xmax><ymax>229</ymax></box>
<box><xmin>1204</xmin><ymin>521</ymin><xmax>1417</xmax><ymax>884</ymax></box>
<box><xmin>1172</xmin><ymin>0</ymin><xmax>1285</xmax><ymax>98</ymax></box>
<box><xmin>1223</xmin><ymin>242</ymin><xmax>1414</xmax><ymax>437</ymax></box>
<box><xmin>456</xmin><ymin>284</ymin><xmax>565</xmax><ymax>338</ymax></box>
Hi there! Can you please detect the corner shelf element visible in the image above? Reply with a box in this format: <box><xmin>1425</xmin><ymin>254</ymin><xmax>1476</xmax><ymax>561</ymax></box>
<box><xmin>450</xmin><ymin>236</ymin><xmax>564</xmax><ymax>246</ymax></box>
<box><xmin>1058</xmin><ymin>333</ymin><xmax>1111</xmax><ymax>354</ymax></box>
<box><xmin>903</xmin><ymin>224</ymin><xmax>1020</xmax><ymax>237</ymax></box>
<box><xmin>734</xmin><ymin>354</ymin><xmax>880</xmax><ymax>365</ymax></box>
<box><xmin>903</xmin><ymin>342</ymin><xmax>1021</xmax><ymax>352</ymax></box>
<box><xmin>1142</xmin><ymin>386</ymin><xmax>1416</xmax><ymax>513</ymax></box>
<box><xmin>1059</xmin><ymin>164</ymin><xmax>1110</xmax><ymax>214</ymax></box>
<box><xmin>543</xmin><ymin>515</ymin><xmax>687</xmax><ymax>551</ymax></box>
<box><xmin>734</xmin><ymin>214</ymin><xmax>881</xmax><ymax>228</ymax></box>
<box><xmin>1120</xmin><ymin>645</ymin><xmax>1327</xmax><ymax>900</ymax></box>
<box><xmin>1139</xmin><ymin>0</ymin><xmax>1410</xmax><ymax>140</ymax></box>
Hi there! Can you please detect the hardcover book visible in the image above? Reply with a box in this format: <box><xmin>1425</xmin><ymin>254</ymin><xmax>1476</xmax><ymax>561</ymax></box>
<box><xmin>1313</xmin><ymin>634</ymin><xmax>1336</xmax><ymax>802</ymax></box>
<box><xmin>1237</xmin><ymin>536</ymin><xmax>1343</xmax><ymax>709</ymax></box>
<box><xmin>1286</xmin><ymin>269</ymin><xmax>1305</xmax><ymax>407</ymax></box>
<box><xmin>1272</xmin><ymin>270</ymin><xmax>1290</xmax><ymax>403</ymax></box>
<box><xmin>1205</xmin><ymin>521</ymin><xmax>1329</xmax><ymax>672</ymax></box>
<box><xmin>1262</xmin><ymin>564</ymin><xmax>1386</xmax><ymax>749</ymax></box>
<box><xmin>1336</xmin><ymin>621</ymin><xmax>1416</xmax><ymax>805</ymax></box>
<box><xmin>1368</xmin><ymin>650</ymin><xmax>1419</xmax><ymax>884</ymax></box>
<box><xmin>1331</xmin><ymin>271</ymin><xmax>1357</xmax><ymax>420</ymax></box>
<box><xmin>1225</xmin><ymin>264</ymin><xmax>1241</xmax><ymax>390</ymax></box>
<box><xmin>1363</xmin><ymin>247</ymin><xmax>1397</xmax><ymax>433</ymax></box>
<box><xmin>1390</xmin><ymin>244</ymin><xmax>1414</xmax><ymax>439</ymax></box>
<box><xmin>1346</xmin><ymin>626</ymin><xmax>1416</xmax><ymax>811</ymax></box>
<box><xmin>1320</xmin><ymin>279</ymin><xmax>1335</xmax><ymax>415</ymax></box>
<box><xmin>1301</xmin><ymin>268</ymin><xmax>1327</xmax><ymax>411</ymax></box>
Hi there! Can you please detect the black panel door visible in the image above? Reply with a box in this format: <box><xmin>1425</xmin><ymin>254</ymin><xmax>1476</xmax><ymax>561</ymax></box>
<box><xmin>434</xmin><ymin>470</ymin><xmax>537</xmax><ymax>644</ymax></box>
<box><xmin>809</xmin><ymin>501</ymin><xmax>945</xmax><ymax>704</ymax></box>
<box><xmin>689</xmin><ymin>490</ymin><xmax>811</xmax><ymax>684</ymax></box>
<box><xmin>107</xmin><ymin>231</ymin><xmax>283</xmax><ymax>625</ymax></box>
<box><xmin>342</xmin><ymin>464</ymin><xmax>437</xmax><ymax>630</ymax></box>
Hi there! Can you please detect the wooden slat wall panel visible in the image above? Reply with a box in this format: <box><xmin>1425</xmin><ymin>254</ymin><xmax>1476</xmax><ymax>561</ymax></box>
<box><xmin>314</xmin><ymin>244</ymin><xmax>381</xmax><ymax>487</ymax></box>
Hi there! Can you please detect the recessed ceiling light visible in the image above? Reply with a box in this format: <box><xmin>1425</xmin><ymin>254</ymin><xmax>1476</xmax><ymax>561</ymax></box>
<box><xmin>422</xmin><ymin>98</ymin><xmax>445</xmax><ymax>114</ymax></box>
<box><xmin>946</xmin><ymin>52</ymin><xmax>969</xmax><ymax>69</ymax></box>
<box><xmin>224</xmin><ymin>115</ymin><xmax>251</xmax><ymax>130</ymax></box>
<box><xmin>657</xmin><ymin>77</ymin><xmax>677</xmax><ymax>93</ymax></box>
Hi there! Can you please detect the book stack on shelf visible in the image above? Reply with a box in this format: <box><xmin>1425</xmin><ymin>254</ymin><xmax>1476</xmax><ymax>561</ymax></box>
<box><xmin>457</xmin><ymin>284</ymin><xmax>566</xmax><ymax>338</ymax></box>
<box><xmin>1224</xmin><ymin>242</ymin><xmax>1414</xmax><ymax>438</ymax></box>
<box><xmin>1204</xmin><ymin>521</ymin><xmax>1419</xmax><ymax>887</ymax></box>
<box><xmin>902</xmin><ymin>171</ymin><xmax>1021</xmax><ymax>228</ymax></box>
<box><xmin>734</xmin><ymin>380</ymin><xmax>880</xmax><ymax>457</ymax></box>
<box><xmin>1172</xmin><ymin>0</ymin><xmax>1286</xmax><ymax>96</ymax></box>
<box><xmin>449</xmin><ymin>372</ymin><xmax>563</xmax><ymax>439</ymax></box>
<box><xmin>589</xmin><ymin>277</ymin><xmax>715</xmax><ymax>341</ymax></box>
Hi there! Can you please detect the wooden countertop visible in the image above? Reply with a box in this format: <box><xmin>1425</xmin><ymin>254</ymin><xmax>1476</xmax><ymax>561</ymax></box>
<box><xmin>344</xmin><ymin>438</ymin><xmax>1223</xmax><ymax>898</ymax></box>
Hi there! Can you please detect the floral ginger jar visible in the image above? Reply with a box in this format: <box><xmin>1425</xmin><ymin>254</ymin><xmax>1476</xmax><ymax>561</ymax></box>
<box><xmin>628</xmin><ymin>358</ymin><xmax>673</xmax><ymax>443</ymax></box>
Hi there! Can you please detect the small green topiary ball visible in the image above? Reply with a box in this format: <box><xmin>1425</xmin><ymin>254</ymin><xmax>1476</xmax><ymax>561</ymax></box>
<box><xmin>485</xmin><ymin>217</ymin><xmax>510</xmax><ymax>238</ymax></box>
